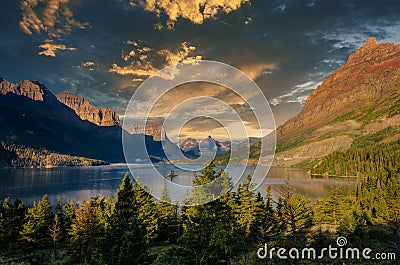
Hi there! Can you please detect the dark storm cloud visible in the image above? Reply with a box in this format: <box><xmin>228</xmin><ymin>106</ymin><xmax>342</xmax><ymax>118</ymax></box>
<box><xmin>1</xmin><ymin>0</ymin><xmax>400</xmax><ymax>126</ymax></box>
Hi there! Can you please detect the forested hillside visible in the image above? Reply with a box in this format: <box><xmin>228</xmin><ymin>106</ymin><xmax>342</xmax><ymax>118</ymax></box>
<box><xmin>0</xmin><ymin>141</ymin><xmax>108</xmax><ymax>168</ymax></box>
<box><xmin>302</xmin><ymin>140</ymin><xmax>400</xmax><ymax>177</ymax></box>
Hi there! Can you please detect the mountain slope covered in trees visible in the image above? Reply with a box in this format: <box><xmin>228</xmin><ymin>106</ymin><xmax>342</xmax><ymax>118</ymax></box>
<box><xmin>0</xmin><ymin>141</ymin><xmax>108</xmax><ymax>168</ymax></box>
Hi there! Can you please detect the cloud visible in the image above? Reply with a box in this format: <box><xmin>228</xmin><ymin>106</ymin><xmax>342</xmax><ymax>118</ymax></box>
<box><xmin>244</xmin><ymin>17</ymin><xmax>252</xmax><ymax>25</ymax></box>
<box><xmin>19</xmin><ymin>0</ymin><xmax>88</xmax><ymax>38</ymax></box>
<box><xmin>6</xmin><ymin>0</ymin><xmax>400</xmax><ymax>129</ymax></box>
<box><xmin>122</xmin><ymin>82</ymin><xmax>266</xmax><ymax>140</ymax></box>
<box><xmin>239</xmin><ymin>62</ymin><xmax>276</xmax><ymax>80</ymax></box>
<box><xmin>38</xmin><ymin>41</ymin><xmax>76</xmax><ymax>57</ymax></box>
<box><xmin>307</xmin><ymin>23</ymin><xmax>400</xmax><ymax>55</ymax></box>
<box><xmin>79</xmin><ymin>61</ymin><xmax>96</xmax><ymax>71</ymax></box>
<box><xmin>133</xmin><ymin>0</ymin><xmax>250</xmax><ymax>27</ymax></box>
<box><xmin>270</xmin><ymin>80</ymin><xmax>321</xmax><ymax>106</ymax></box>
<box><xmin>109</xmin><ymin>63</ymin><xmax>157</xmax><ymax>76</ymax></box>
<box><xmin>122</xmin><ymin>82</ymin><xmax>246</xmax><ymax>122</ymax></box>
<box><xmin>81</xmin><ymin>61</ymin><xmax>95</xmax><ymax>67</ymax></box>
<box><xmin>109</xmin><ymin>41</ymin><xmax>202</xmax><ymax>79</ymax></box>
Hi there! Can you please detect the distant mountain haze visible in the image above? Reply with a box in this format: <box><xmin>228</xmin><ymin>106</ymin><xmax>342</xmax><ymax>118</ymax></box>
<box><xmin>124</xmin><ymin>123</ymin><xmax>232</xmax><ymax>158</ymax></box>
<box><xmin>124</xmin><ymin>123</ymin><xmax>164</xmax><ymax>141</ymax></box>
<box><xmin>179</xmin><ymin>136</ymin><xmax>231</xmax><ymax>157</ymax></box>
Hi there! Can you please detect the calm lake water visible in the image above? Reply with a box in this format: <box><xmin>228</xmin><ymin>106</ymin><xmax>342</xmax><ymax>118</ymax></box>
<box><xmin>0</xmin><ymin>164</ymin><xmax>359</xmax><ymax>205</ymax></box>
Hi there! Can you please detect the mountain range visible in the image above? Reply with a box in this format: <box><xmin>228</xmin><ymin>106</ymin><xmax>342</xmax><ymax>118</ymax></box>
<box><xmin>56</xmin><ymin>91</ymin><xmax>121</xmax><ymax>127</ymax></box>
<box><xmin>1</xmin><ymin>37</ymin><xmax>398</xmax><ymax>167</ymax></box>
<box><xmin>0</xmin><ymin>78</ymin><xmax>165</xmax><ymax>163</ymax></box>
<box><xmin>179</xmin><ymin>136</ymin><xmax>231</xmax><ymax>157</ymax></box>
<box><xmin>0</xmin><ymin>77</ymin><xmax>229</xmax><ymax>165</ymax></box>
<box><xmin>273</xmin><ymin>37</ymin><xmax>400</xmax><ymax>166</ymax></box>
<box><xmin>124</xmin><ymin>123</ymin><xmax>232</xmax><ymax>157</ymax></box>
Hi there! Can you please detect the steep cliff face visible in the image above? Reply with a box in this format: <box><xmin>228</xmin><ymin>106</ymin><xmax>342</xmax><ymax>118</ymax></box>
<box><xmin>0</xmin><ymin>78</ymin><xmax>81</xmax><ymax>124</ymax></box>
<box><xmin>0</xmin><ymin>79</ymin><xmax>51</xmax><ymax>101</ymax></box>
<box><xmin>0</xmin><ymin>80</ymin><xmax>121</xmax><ymax>127</ymax></box>
<box><xmin>124</xmin><ymin>123</ymin><xmax>164</xmax><ymax>141</ymax></box>
<box><xmin>57</xmin><ymin>91</ymin><xmax>121</xmax><ymax>127</ymax></box>
<box><xmin>0</xmin><ymin>78</ymin><xmax>16</xmax><ymax>95</ymax></box>
<box><xmin>278</xmin><ymin>37</ymin><xmax>400</xmax><ymax>139</ymax></box>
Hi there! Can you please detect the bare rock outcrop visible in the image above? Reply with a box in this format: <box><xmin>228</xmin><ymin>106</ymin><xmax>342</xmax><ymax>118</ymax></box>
<box><xmin>124</xmin><ymin>123</ymin><xmax>163</xmax><ymax>141</ymax></box>
<box><xmin>1</xmin><ymin>78</ymin><xmax>50</xmax><ymax>101</ymax></box>
<box><xmin>57</xmin><ymin>91</ymin><xmax>121</xmax><ymax>127</ymax></box>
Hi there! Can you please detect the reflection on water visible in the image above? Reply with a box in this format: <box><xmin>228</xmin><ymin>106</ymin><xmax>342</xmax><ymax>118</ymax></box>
<box><xmin>0</xmin><ymin>164</ymin><xmax>359</xmax><ymax>205</ymax></box>
<box><xmin>265</xmin><ymin>167</ymin><xmax>359</xmax><ymax>204</ymax></box>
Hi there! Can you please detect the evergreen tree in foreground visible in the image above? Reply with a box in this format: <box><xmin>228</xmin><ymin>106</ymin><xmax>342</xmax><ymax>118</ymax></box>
<box><xmin>179</xmin><ymin>163</ymin><xmax>235</xmax><ymax>265</ymax></box>
<box><xmin>158</xmin><ymin>182</ymin><xmax>180</xmax><ymax>244</ymax></box>
<box><xmin>20</xmin><ymin>195</ymin><xmax>53</xmax><ymax>250</ymax></box>
<box><xmin>231</xmin><ymin>175</ymin><xmax>266</xmax><ymax>263</ymax></box>
<box><xmin>0</xmin><ymin>198</ymin><xmax>26</xmax><ymax>253</ymax></box>
<box><xmin>0</xmin><ymin>162</ymin><xmax>399</xmax><ymax>264</ymax></box>
<box><xmin>68</xmin><ymin>199</ymin><xmax>99</xmax><ymax>262</ymax></box>
<box><xmin>276</xmin><ymin>188</ymin><xmax>314</xmax><ymax>248</ymax></box>
<box><xmin>104</xmin><ymin>174</ymin><xmax>148</xmax><ymax>265</ymax></box>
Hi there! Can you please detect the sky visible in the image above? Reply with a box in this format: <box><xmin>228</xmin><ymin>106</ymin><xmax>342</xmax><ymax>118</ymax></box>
<box><xmin>1</xmin><ymin>0</ymin><xmax>400</xmax><ymax>140</ymax></box>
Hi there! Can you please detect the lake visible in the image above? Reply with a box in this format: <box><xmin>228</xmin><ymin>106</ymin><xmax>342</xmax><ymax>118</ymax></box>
<box><xmin>0</xmin><ymin>164</ymin><xmax>359</xmax><ymax>205</ymax></box>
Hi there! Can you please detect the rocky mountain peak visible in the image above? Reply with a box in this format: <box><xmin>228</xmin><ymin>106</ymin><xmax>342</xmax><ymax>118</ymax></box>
<box><xmin>57</xmin><ymin>91</ymin><xmax>90</xmax><ymax>110</ymax></box>
<box><xmin>345</xmin><ymin>37</ymin><xmax>396</xmax><ymax>66</ymax></box>
<box><xmin>56</xmin><ymin>91</ymin><xmax>121</xmax><ymax>127</ymax></box>
<box><xmin>0</xmin><ymin>79</ymin><xmax>50</xmax><ymax>101</ymax></box>
<box><xmin>362</xmin><ymin>37</ymin><xmax>377</xmax><ymax>49</ymax></box>
<box><xmin>0</xmin><ymin>78</ymin><xmax>15</xmax><ymax>94</ymax></box>
<box><xmin>278</xmin><ymin>37</ymin><xmax>400</xmax><ymax>139</ymax></box>
<box><xmin>124</xmin><ymin>123</ymin><xmax>164</xmax><ymax>141</ymax></box>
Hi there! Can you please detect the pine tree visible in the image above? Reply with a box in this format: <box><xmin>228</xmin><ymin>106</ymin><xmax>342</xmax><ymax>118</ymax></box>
<box><xmin>231</xmin><ymin>175</ymin><xmax>265</xmax><ymax>262</ymax></box>
<box><xmin>63</xmin><ymin>200</ymin><xmax>76</xmax><ymax>243</ymax></box>
<box><xmin>20</xmin><ymin>195</ymin><xmax>53</xmax><ymax>250</ymax></box>
<box><xmin>133</xmin><ymin>180</ymin><xmax>159</xmax><ymax>245</ymax></box>
<box><xmin>179</xmin><ymin>163</ymin><xmax>235</xmax><ymax>264</ymax></box>
<box><xmin>234</xmin><ymin>175</ymin><xmax>265</xmax><ymax>235</ymax></box>
<box><xmin>158</xmin><ymin>182</ymin><xmax>180</xmax><ymax>243</ymax></box>
<box><xmin>257</xmin><ymin>185</ymin><xmax>279</xmax><ymax>248</ymax></box>
<box><xmin>101</xmin><ymin>174</ymin><xmax>148</xmax><ymax>264</ymax></box>
<box><xmin>68</xmin><ymin>200</ymin><xmax>99</xmax><ymax>262</ymax></box>
<box><xmin>314</xmin><ymin>188</ymin><xmax>354</xmax><ymax>230</ymax></box>
<box><xmin>49</xmin><ymin>213</ymin><xmax>62</xmax><ymax>259</ymax></box>
<box><xmin>277</xmin><ymin>190</ymin><xmax>313</xmax><ymax>247</ymax></box>
<box><xmin>0</xmin><ymin>198</ymin><xmax>26</xmax><ymax>252</ymax></box>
